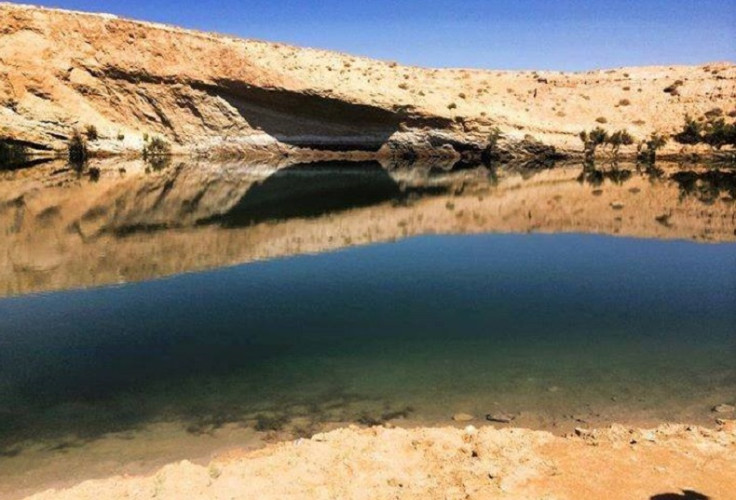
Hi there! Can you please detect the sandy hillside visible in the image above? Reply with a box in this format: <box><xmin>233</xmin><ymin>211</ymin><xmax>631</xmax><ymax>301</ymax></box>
<box><xmin>24</xmin><ymin>423</ymin><xmax>736</xmax><ymax>500</ymax></box>
<box><xmin>1</xmin><ymin>3</ymin><xmax>735</xmax><ymax>158</ymax></box>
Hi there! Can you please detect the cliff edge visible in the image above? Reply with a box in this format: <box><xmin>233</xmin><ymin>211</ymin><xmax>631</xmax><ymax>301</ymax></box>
<box><xmin>1</xmin><ymin>3</ymin><xmax>734</xmax><ymax>160</ymax></box>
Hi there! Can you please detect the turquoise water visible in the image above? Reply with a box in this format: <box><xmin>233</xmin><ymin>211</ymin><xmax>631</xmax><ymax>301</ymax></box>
<box><xmin>1</xmin><ymin>232</ymin><xmax>735</xmax><ymax>453</ymax></box>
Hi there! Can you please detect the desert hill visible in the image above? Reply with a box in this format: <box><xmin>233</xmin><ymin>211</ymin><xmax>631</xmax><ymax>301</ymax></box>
<box><xmin>1</xmin><ymin>3</ymin><xmax>735</xmax><ymax>160</ymax></box>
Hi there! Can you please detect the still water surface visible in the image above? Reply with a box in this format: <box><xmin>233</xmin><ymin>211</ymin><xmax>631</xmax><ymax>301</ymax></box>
<box><xmin>0</xmin><ymin>160</ymin><xmax>734</xmax><ymax>495</ymax></box>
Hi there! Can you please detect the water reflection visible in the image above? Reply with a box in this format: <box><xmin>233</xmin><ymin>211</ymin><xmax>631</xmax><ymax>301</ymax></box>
<box><xmin>0</xmin><ymin>159</ymin><xmax>734</xmax><ymax>299</ymax></box>
<box><xmin>0</xmin><ymin>159</ymin><xmax>735</xmax><ymax>498</ymax></box>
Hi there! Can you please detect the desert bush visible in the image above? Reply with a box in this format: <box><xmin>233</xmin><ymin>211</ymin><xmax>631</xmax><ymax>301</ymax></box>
<box><xmin>607</xmin><ymin>129</ymin><xmax>635</xmax><ymax>156</ymax></box>
<box><xmin>68</xmin><ymin>130</ymin><xmax>88</xmax><ymax>164</ymax></box>
<box><xmin>673</xmin><ymin>115</ymin><xmax>703</xmax><ymax>145</ymax></box>
<box><xmin>703</xmin><ymin>118</ymin><xmax>735</xmax><ymax>150</ymax></box>
<box><xmin>647</xmin><ymin>133</ymin><xmax>668</xmax><ymax>151</ymax></box>
<box><xmin>142</xmin><ymin>135</ymin><xmax>171</xmax><ymax>159</ymax></box>
<box><xmin>664</xmin><ymin>80</ymin><xmax>683</xmax><ymax>94</ymax></box>
<box><xmin>488</xmin><ymin>127</ymin><xmax>502</xmax><ymax>149</ymax></box>
<box><xmin>447</xmin><ymin>103</ymin><xmax>457</xmax><ymax>110</ymax></box>
<box><xmin>4</xmin><ymin>97</ymin><xmax>18</xmax><ymax>111</ymax></box>
<box><xmin>88</xmin><ymin>166</ymin><xmax>101</xmax><ymax>182</ymax></box>
<box><xmin>673</xmin><ymin>112</ymin><xmax>736</xmax><ymax>150</ymax></box>
<box><xmin>589</xmin><ymin>127</ymin><xmax>609</xmax><ymax>146</ymax></box>
<box><xmin>579</xmin><ymin>126</ymin><xmax>609</xmax><ymax>165</ymax></box>
<box><xmin>85</xmin><ymin>124</ymin><xmax>98</xmax><ymax>141</ymax></box>
<box><xmin>0</xmin><ymin>140</ymin><xmax>29</xmax><ymax>168</ymax></box>
<box><xmin>618</xmin><ymin>99</ymin><xmax>631</xmax><ymax>106</ymax></box>
<box><xmin>398</xmin><ymin>83</ymin><xmax>408</xmax><ymax>90</ymax></box>
<box><xmin>117</xmin><ymin>131</ymin><xmax>125</xmax><ymax>141</ymax></box>
<box><xmin>637</xmin><ymin>133</ymin><xmax>668</xmax><ymax>164</ymax></box>
<box><xmin>596</xmin><ymin>117</ymin><xmax>608</xmax><ymax>124</ymax></box>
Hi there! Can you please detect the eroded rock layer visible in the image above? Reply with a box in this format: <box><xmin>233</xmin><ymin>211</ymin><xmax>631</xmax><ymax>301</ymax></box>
<box><xmin>1</xmin><ymin>3</ymin><xmax>735</xmax><ymax>160</ymax></box>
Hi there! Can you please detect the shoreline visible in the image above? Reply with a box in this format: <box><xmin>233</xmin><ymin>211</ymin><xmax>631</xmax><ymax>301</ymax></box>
<box><xmin>14</xmin><ymin>420</ymin><xmax>736</xmax><ymax>500</ymax></box>
<box><xmin>3</xmin><ymin>398</ymin><xmax>735</xmax><ymax>500</ymax></box>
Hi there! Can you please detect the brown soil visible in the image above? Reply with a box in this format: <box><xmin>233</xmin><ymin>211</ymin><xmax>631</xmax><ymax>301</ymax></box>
<box><xmin>23</xmin><ymin>422</ymin><xmax>736</xmax><ymax>500</ymax></box>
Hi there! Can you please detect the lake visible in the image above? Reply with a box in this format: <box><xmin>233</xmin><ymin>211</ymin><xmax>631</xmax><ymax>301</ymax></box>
<box><xmin>0</xmin><ymin>159</ymin><xmax>734</xmax><ymax>497</ymax></box>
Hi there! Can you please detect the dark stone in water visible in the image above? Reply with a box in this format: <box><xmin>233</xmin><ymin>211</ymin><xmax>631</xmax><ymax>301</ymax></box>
<box><xmin>485</xmin><ymin>413</ymin><xmax>514</xmax><ymax>424</ymax></box>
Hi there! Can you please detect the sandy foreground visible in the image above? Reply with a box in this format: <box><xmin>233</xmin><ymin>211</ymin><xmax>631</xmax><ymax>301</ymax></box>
<box><xmin>23</xmin><ymin>422</ymin><xmax>736</xmax><ymax>500</ymax></box>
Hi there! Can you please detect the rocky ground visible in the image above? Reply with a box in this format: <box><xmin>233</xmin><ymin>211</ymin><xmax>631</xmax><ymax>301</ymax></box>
<box><xmin>22</xmin><ymin>421</ymin><xmax>736</xmax><ymax>500</ymax></box>
<box><xmin>1</xmin><ymin>3</ymin><xmax>735</xmax><ymax>161</ymax></box>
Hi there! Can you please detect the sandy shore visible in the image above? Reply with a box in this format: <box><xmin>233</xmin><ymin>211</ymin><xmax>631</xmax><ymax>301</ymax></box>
<box><xmin>22</xmin><ymin>421</ymin><xmax>736</xmax><ymax>500</ymax></box>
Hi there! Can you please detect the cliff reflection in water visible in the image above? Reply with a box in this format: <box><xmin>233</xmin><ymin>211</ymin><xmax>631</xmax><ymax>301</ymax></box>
<box><xmin>0</xmin><ymin>159</ymin><xmax>734</xmax><ymax>298</ymax></box>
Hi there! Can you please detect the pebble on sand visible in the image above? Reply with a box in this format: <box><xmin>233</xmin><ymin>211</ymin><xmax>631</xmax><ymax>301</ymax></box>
<box><xmin>453</xmin><ymin>413</ymin><xmax>475</xmax><ymax>422</ymax></box>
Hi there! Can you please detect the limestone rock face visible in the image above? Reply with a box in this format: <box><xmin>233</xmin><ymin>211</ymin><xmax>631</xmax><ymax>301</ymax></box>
<box><xmin>1</xmin><ymin>3</ymin><xmax>735</xmax><ymax>158</ymax></box>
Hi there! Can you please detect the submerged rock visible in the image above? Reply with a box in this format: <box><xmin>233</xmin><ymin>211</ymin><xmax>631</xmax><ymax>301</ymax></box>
<box><xmin>713</xmin><ymin>404</ymin><xmax>735</xmax><ymax>414</ymax></box>
<box><xmin>485</xmin><ymin>413</ymin><xmax>515</xmax><ymax>424</ymax></box>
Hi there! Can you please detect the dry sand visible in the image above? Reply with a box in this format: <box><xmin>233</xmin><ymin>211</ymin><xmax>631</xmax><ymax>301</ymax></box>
<box><xmin>23</xmin><ymin>422</ymin><xmax>736</xmax><ymax>500</ymax></box>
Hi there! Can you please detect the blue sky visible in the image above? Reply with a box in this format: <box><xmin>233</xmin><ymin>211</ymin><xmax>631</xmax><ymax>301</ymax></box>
<box><xmin>19</xmin><ymin>0</ymin><xmax>736</xmax><ymax>70</ymax></box>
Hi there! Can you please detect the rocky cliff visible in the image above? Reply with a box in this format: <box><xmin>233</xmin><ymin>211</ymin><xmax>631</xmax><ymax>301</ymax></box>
<box><xmin>1</xmin><ymin>3</ymin><xmax>735</xmax><ymax>161</ymax></box>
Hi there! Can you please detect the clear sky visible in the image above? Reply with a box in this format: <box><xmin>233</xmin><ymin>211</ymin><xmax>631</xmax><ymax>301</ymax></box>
<box><xmin>16</xmin><ymin>0</ymin><xmax>736</xmax><ymax>71</ymax></box>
